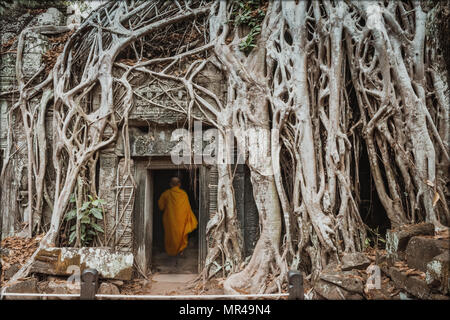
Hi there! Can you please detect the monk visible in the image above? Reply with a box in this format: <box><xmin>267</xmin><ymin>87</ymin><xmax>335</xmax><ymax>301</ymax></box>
<box><xmin>158</xmin><ymin>177</ymin><xmax>198</xmax><ymax>256</ymax></box>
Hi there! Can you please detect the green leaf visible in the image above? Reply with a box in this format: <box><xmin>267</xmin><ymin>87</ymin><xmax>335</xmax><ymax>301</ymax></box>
<box><xmin>92</xmin><ymin>199</ymin><xmax>99</xmax><ymax>207</ymax></box>
<box><xmin>70</xmin><ymin>225</ymin><xmax>76</xmax><ymax>232</ymax></box>
<box><xmin>91</xmin><ymin>223</ymin><xmax>104</xmax><ymax>233</ymax></box>
<box><xmin>80</xmin><ymin>216</ymin><xmax>91</xmax><ymax>224</ymax></box>
<box><xmin>90</xmin><ymin>207</ymin><xmax>103</xmax><ymax>220</ymax></box>
<box><xmin>70</xmin><ymin>193</ymin><xmax>76</xmax><ymax>203</ymax></box>
<box><xmin>87</xmin><ymin>230</ymin><xmax>97</xmax><ymax>236</ymax></box>
<box><xmin>69</xmin><ymin>231</ymin><xmax>76</xmax><ymax>244</ymax></box>
<box><xmin>64</xmin><ymin>209</ymin><xmax>77</xmax><ymax>221</ymax></box>
<box><xmin>81</xmin><ymin>201</ymin><xmax>90</xmax><ymax>211</ymax></box>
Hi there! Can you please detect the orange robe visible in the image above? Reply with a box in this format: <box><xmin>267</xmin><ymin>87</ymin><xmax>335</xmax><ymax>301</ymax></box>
<box><xmin>158</xmin><ymin>186</ymin><xmax>198</xmax><ymax>256</ymax></box>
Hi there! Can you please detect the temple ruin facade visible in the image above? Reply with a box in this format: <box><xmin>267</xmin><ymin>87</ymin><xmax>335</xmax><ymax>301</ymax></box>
<box><xmin>0</xmin><ymin>7</ymin><xmax>259</xmax><ymax>275</ymax></box>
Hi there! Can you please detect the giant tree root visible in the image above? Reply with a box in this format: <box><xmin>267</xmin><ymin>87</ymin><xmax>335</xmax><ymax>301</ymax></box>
<box><xmin>1</xmin><ymin>1</ymin><xmax>448</xmax><ymax>295</ymax></box>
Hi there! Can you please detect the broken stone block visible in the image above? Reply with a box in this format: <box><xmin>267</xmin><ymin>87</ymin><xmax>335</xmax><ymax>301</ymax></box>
<box><xmin>341</xmin><ymin>252</ymin><xmax>371</xmax><ymax>271</ymax></box>
<box><xmin>3</xmin><ymin>278</ymin><xmax>39</xmax><ymax>300</ymax></box>
<box><xmin>388</xmin><ymin>267</ymin><xmax>431</xmax><ymax>299</ymax></box>
<box><xmin>386</xmin><ymin>223</ymin><xmax>435</xmax><ymax>261</ymax></box>
<box><xmin>426</xmin><ymin>251</ymin><xmax>450</xmax><ymax>295</ymax></box>
<box><xmin>406</xmin><ymin>237</ymin><xmax>449</xmax><ymax>271</ymax></box>
<box><xmin>365</xmin><ymin>289</ymin><xmax>391</xmax><ymax>300</ymax></box>
<box><xmin>313</xmin><ymin>269</ymin><xmax>365</xmax><ymax>300</ymax></box>
<box><xmin>97</xmin><ymin>282</ymin><xmax>120</xmax><ymax>295</ymax></box>
<box><xmin>429</xmin><ymin>293</ymin><xmax>450</xmax><ymax>300</ymax></box>
<box><xmin>314</xmin><ymin>279</ymin><xmax>364</xmax><ymax>300</ymax></box>
<box><xmin>47</xmin><ymin>280</ymin><xmax>80</xmax><ymax>294</ymax></box>
<box><xmin>38</xmin><ymin>280</ymin><xmax>80</xmax><ymax>300</ymax></box>
<box><xmin>319</xmin><ymin>270</ymin><xmax>365</xmax><ymax>294</ymax></box>
<box><xmin>109</xmin><ymin>280</ymin><xmax>124</xmax><ymax>287</ymax></box>
<box><xmin>30</xmin><ymin>247</ymin><xmax>134</xmax><ymax>280</ymax></box>
<box><xmin>28</xmin><ymin>7</ymin><xmax>65</xmax><ymax>27</ymax></box>
<box><xmin>3</xmin><ymin>263</ymin><xmax>20</xmax><ymax>280</ymax></box>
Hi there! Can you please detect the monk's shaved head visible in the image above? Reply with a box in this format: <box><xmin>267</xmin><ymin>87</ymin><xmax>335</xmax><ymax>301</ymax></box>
<box><xmin>170</xmin><ymin>176</ymin><xmax>181</xmax><ymax>187</ymax></box>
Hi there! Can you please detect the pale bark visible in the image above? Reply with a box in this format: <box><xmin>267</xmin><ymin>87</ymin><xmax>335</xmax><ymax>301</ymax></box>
<box><xmin>1</xmin><ymin>0</ymin><xmax>448</xmax><ymax>294</ymax></box>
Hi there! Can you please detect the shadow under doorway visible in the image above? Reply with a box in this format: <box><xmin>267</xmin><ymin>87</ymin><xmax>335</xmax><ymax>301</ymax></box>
<box><xmin>358</xmin><ymin>139</ymin><xmax>391</xmax><ymax>246</ymax></box>
<box><xmin>151</xmin><ymin>169</ymin><xmax>199</xmax><ymax>274</ymax></box>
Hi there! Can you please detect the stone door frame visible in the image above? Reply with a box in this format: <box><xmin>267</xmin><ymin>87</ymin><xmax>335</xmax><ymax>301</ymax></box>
<box><xmin>133</xmin><ymin>157</ymin><xmax>210</xmax><ymax>274</ymax></box>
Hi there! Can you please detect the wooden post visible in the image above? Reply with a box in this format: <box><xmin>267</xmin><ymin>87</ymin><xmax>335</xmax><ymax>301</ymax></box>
<box><xmin>288</xmin><ymin>270</ymin><xmax>303</xmax><ymax>300</ymax></box>
<box><xmin>80</xmin><ymin>268</ymin><xmax>98</xmax><ymax>300</ymax></box>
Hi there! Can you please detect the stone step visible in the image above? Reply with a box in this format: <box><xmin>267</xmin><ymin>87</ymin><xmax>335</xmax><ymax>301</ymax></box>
<box><xmin>152</xmin><ymin>273</ymin><xmax>197</xmax><ymax>283</ymax></box>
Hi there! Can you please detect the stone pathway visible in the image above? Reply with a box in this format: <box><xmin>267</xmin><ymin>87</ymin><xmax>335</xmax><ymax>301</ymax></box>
<box><xmin>152</xmin><ymin>274</ymin><xmax>197</xmax><ymax>283</ymax></box>
<box><xmin>149</xmin><ymin>273</ymin><xmax>198</xmax><ymax>295</ymax></box>
<box><xmin>152</xmin><ymin>245</ymin><xmax>198</xmax><ymax>274</ymax></box>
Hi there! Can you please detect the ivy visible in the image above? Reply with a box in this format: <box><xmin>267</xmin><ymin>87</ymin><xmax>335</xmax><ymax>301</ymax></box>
<box><xmin>230</xmin><ymin>0</ymin><xmax>267</xmax><ymax>54</ymax></box>
<box><xmin>64</xmin><ymin>194</ymin><xmax>106</xmax><ymax>247</ymax></box>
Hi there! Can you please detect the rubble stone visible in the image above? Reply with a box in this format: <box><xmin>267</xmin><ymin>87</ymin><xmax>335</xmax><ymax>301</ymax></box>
<box><xmin>97</xmin><ymin>282</ymin><xmax>120</xmax><ymax>297</ymax></box>
<box><xmin>3</xmin><ymin>263</ymin><xmax>20</xmax><ymax>280</ymax></box>
<box><xmin>28</xmin><ymin>8</ymin><xmax>65</xmax><ymax>27</ymax></box>
<box><xmin>386</xmin><ymin>223</ymin><xmax>435</xmax><ymax>261</ymax></box>
<box><xmin>314</xmin><ymin>269</ymin><xmax>365</xmax><ymax>300</ymax></box>
<box><xmin>319</xmin><ymin>270</ymin><xmax>365</xmax><ymax>294</ymax></box>
<box><xmin>341</xmin><ymin>252</ymin><xmax>371</xmax><ymax>271</ymax></box>
<box><xmin>405</xmin><ymin>236</ymin><xmax>449</xmax><ymax>271</ymax></box>
<box><xmin>388</xmin><ymin>267</ymin><xmax>431</xmax><ymax>299</ymax></box>
<box><xmin>30</xmin><ymin>247</ymin><xmax>134</xmax><ymax>280</ymax></box>
<box><xmin>426</xmin><ymin>251</ymin><xmax>450</xmax><ymax>295</ymax></box>
<box><xmin>314</xmin><ymin>279</ymin><xmax>364</xmax><ymax>300</ymax></box>
<box><xmin>3</xmin><ymin>278</ymin><xmax>39</xmax><ymax>300</ymax></box>
<box><xmin>109</xmin><ymin>280</ymin><xmax>124</xmax><ymax>287</ymax></box>
<box><xmin>38</xmin><ymin>280</ymin><xmax>80</xmax><ymax>300</ymax></box>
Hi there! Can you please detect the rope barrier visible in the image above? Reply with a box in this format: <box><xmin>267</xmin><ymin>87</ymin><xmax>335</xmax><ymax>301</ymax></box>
<box><xmin>1</xmin><ymin>292</ymin><xmax>289</xmax><ymax>300</ymax></box>
<box><xmin>1</xmin><ymin>292</ymin><xmax>80</xmax><ymax>298</ymax></box>
<box><xmin>95</xmin><ymin>293</ymin><xmax>290</xmax><ymax>299</ymax></box>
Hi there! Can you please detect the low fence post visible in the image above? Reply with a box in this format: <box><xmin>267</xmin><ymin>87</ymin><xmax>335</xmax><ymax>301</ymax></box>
<box><xmin>288</xmin><ymin>270</ymin><xmax>303</xmax><ymax>300</ymax></box>
<box><xmin>80</xmin><ymin>268</ymin><xmax>99</xmax><ymax>300</ymax></box>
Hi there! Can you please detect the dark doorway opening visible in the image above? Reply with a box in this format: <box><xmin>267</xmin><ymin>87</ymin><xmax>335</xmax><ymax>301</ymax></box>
<box><xmin>151</xmin><ymin>169</ymin><xmax>199</xmax><ymax>273</ymax></box>
<box><xmin>359</xmin><ymin>140</ymin><xmax>391</xmax><ymax>245</ymax></box>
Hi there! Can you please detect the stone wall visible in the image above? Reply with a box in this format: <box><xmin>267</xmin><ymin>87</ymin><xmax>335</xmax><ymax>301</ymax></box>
<box><xmin>0</xmin><ymin>6</ymin><xmax>260</xmax><ymax>271</ymax></box>
<box><xmin>0</xmin><ymin>7</ymin><xmax>68</xmax><ymax>239</ymax></box>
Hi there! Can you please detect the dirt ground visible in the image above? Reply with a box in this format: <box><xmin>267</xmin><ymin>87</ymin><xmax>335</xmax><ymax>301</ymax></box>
<box><xmin>120</xmin><ymin>273</ymin><xmax>225</xmax><ymax>297</ymax></box>
<box><xmin>119</xmin><ymin>241</ymin><xmax>223</xmax><ymax>296</ymax></box>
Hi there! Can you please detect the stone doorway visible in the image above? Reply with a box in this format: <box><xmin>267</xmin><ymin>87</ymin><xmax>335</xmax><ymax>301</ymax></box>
<box><xmin>151</xmin><ymin>169</ymin><xmax>199</xmax><ymax>274</ymax></box>
<box><xmin>132</xmin><ymin>158</ymin><xmax>209</xmax><ymax>275</ymax></box>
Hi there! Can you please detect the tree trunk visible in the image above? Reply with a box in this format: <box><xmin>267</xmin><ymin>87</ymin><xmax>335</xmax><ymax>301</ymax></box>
<box><xmin>1</xmin><ymin>0</ymin><xmax>448</xmax><ymax>294</ymax></box>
